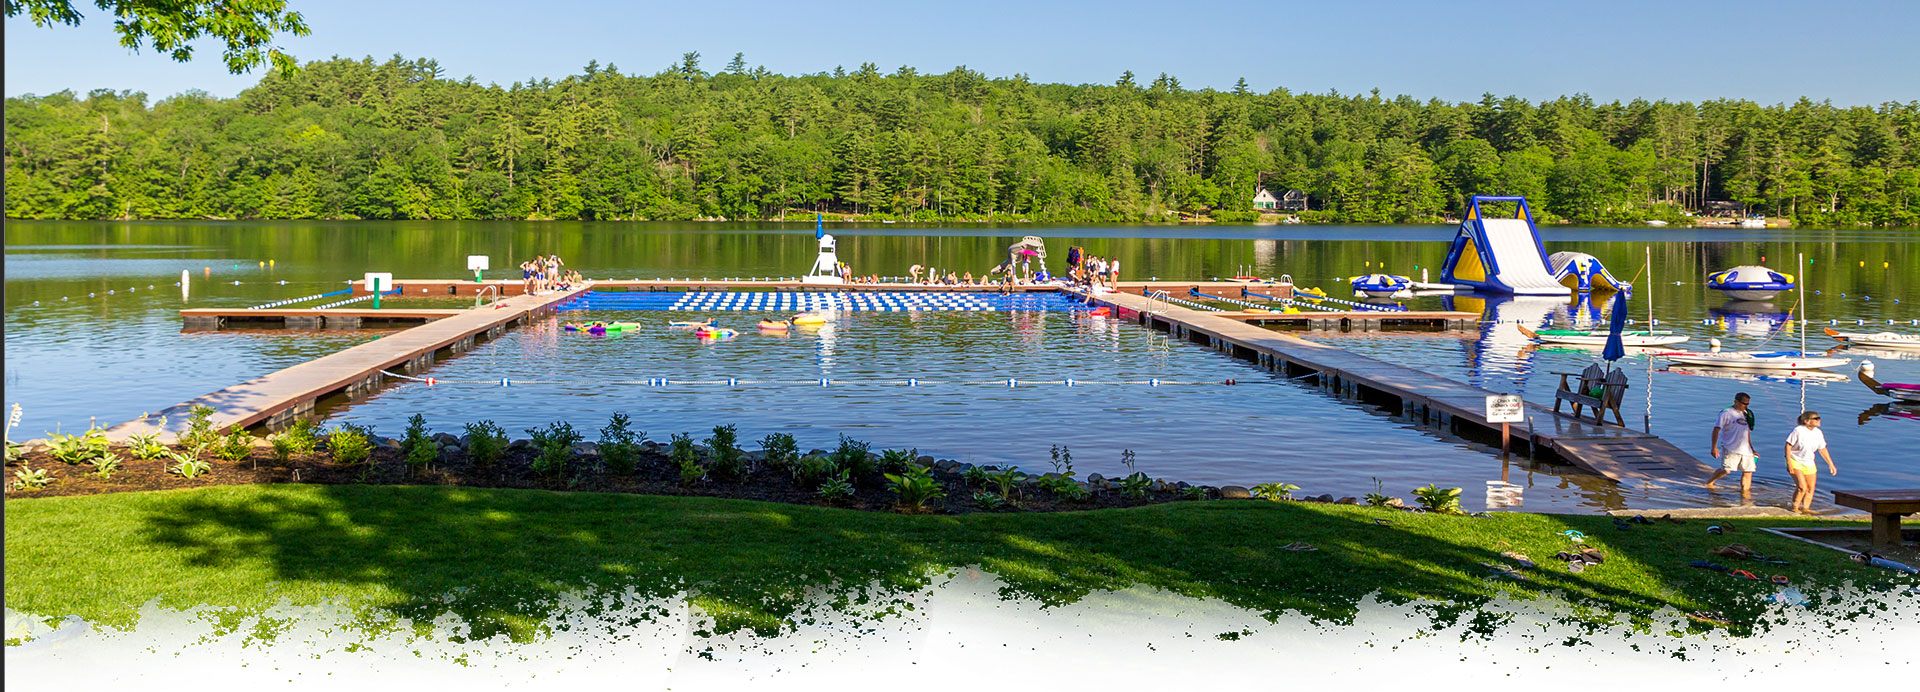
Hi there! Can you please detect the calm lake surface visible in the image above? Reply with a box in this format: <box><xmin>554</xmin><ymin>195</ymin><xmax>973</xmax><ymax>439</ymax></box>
<box><xmin>5</xmin><ymin>221</ymin><xmax>1915</xmax><ymax>511</ymax></box>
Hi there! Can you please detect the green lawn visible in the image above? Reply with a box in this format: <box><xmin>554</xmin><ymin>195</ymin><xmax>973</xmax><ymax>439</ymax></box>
<box><xmin>2</xmin><ymin>485</ymin><xmax>1898</xmax><ymax>643</ymax></box>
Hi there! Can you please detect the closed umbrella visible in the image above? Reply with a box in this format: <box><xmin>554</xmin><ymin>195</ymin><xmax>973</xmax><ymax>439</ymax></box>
<box><xmin>1601</xmin><ymin>291</ymin><xmax>1628</xmax><ymax>363</ymax></box>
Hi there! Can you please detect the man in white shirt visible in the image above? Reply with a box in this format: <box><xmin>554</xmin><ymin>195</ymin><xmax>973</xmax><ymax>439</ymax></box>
<box><xmin>1704</xmin><ymin>392</ymin><xmax>1757</xmax><ymax>494</ymax></box>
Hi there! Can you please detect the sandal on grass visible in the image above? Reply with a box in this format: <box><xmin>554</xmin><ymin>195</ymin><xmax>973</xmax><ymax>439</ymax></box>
<box><xmin>1771</xmin><ymin>574</ymin><xmax>1790</xmax><ymax>585</ymax></box>
<box><xmin>1560</xmin><ymin>530</ymin><xmax>1586</xmax><ymax>542</ymax></box>
<box><xmin>1481</xmin><ymin>562</ymin><xmax>1530</xmax><ymax>581</ymax></box>
<box><xmin>1659</xmin><ymin>513</ymin><xmax>1687</xmax><ymax>524</ymax></box>
<box><xmin>1631</xmin><ymin>514</ymin><xmax>1655</xmax><ymax>525</ymax></box>
<box><xmin>1730</xmin><ymin>569</ymin><xmax>1762</xmax><ymax>580</ymax></box>
<box><xmin>1711</xmin><ymin>544</ymin><xmax>1753</xmax><ymax>560</ymax></box>
<box><xmin>1500</xmin><ymin>552</ymin><xmax>1535</xmax><ymax>569</ymax></box>
<box><xmin>1690</xmin><ymin>560</ymin><xmax>1730</xmax><ymax>572</ymax></box>
<box><xmin>1279</xmin><ymin>542</ymin><xmax>1318</xmax><ymax>551</ymax></box>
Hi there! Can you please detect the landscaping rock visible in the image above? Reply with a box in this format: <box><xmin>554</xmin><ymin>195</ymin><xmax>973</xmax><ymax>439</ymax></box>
<box><xmin>572</xmin><ymin>442</ymin><xmax>599</xmax><ymax>457</ymax></box>
<box><xmin>807</xmin><ymin>448</ymin><xmax>828</xmax><ymax>457</ymax></box>
<box><xmin>440</xmin><ymin>444</ymin><xmax>460</xmax><ymax>455</ymax></box>
<box><xmin>1094</xmin><ymin>478</ymin><xmax>1112</xmax><ymax>490</ymax></box>
<box><xmin>1040</xmin><ymin>472</ymin><xmax>1062</xmax><ymax>482</ymax></box>
<box><xmin>510</xmin><ymin>439</ymin><xmax>532</xmax><ymax>451</ymax></box>
<box><xmin>642</xmin><ymin>441</ymin><xmax>661</xmax><ymax>452</ymax></box>
<box><xmin>934</xmin><ymin>460</ymin><xmax>960</xmax><ymax>474</ymax></box>
<box><xmin>432</xmin><ymin>432</ymin><xmax>459</xmax><ymax>447</ymax></box>
<box><xmin>743</xmin><ymin>450</ymin><xmax>766</xmax><ymax>462</ymax></box>
<box><xmin>1149</xmin><ymin>480</ymin><xmax>1168</xmax><ymax>493</ymax></box>
<box><xmin>376</xmin><ymin>437</ymin><xmax>402</xmax><ymax>452</ymax></box>
<box><xmin>1312</xmin><ymin>494</ymin><xmax>1335</xmax><ymax>503</ymax></box>
<box><xmin>1336</xmin><ymin>497</ymin><xmax>1359</xmax><ymax>505</ymax></box>
<box><xmin>1086</xmin><ymin>472</ymin><xmax>1105</xmax><ymax>483</ymax></box>
<box><xmin>1218</xmin><ymin>485</ymin><xmax>1252</xmax><ymax>500</ymax></box>
<box><xmin>916</xmin><ymin>455</ymin><xmax>935</xmax><ymax>467</ymax></box>
<box><xmin>1384</xmin><ymin>497</ymin><xmax>1406</xmax><ymax>509</ymax></box>
<box><xmin>1174</xmin><ymin>481</ymin><xmax>1191</xmax><ymax>491</ymax></box>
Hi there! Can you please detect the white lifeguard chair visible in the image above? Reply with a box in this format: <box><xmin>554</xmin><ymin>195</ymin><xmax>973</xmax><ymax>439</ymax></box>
<box><xmin>801</xmin><ymin>233</ymin><xmax>845</xmax><ymax>285</ymax></box>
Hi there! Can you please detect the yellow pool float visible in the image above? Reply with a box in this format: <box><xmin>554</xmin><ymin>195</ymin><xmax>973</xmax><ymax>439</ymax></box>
<box><xmin>790</xmin><ymin>312</ymin><xmax>827</xmax><ymax>325</ymax></box>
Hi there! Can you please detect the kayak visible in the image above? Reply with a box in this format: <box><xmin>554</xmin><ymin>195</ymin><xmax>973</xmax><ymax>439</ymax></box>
<box><xmin>1517</xmin><ymin>325</ymin><xmax>1689</xmax><ymax>346</ymax></box>
<box><xmin>1825</xmin><ymin>327</ymin><xmax>1920</xmax><ymax>347</ymax></box>
<box><xmin>1659</xmin><ymin>350</ymin><xmax>1850</xmax><ymax>370</ymax></box>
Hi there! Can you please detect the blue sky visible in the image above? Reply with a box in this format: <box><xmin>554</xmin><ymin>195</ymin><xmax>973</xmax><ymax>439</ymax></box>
<box><xmin>6</xmin><ymin>0</ymin><xmax>1917</xmax><ymax>105</ymax></box>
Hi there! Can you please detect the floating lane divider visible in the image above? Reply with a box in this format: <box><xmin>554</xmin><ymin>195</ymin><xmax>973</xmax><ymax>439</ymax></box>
<box><xmin>382</xmin><ymin>370</ymin><xmax>1242</xmax><ymax>387</ymax></box>
<box><xmin>312</xmin><ymin>286</ymin><xmax>403</xmax><ymax>310</ymax></box>
<box><xmin>1242</xmin><ymin>288</ymin><xmax>1404</xmax><ymax>312</ymax></box>
<box><xmin>248</xmin><ymin>288</ymin><xmax>352</xmax><ymax>310</ymax></box>
<box><xmin>1147</xmin><ymin>290</ymin><xmax>1226</xmax><ymax>312</ymax></box>
<box><xmin>557</xmin><ymin>291</ymin><xmax>1094</xmax><ymax>312</ymax></box>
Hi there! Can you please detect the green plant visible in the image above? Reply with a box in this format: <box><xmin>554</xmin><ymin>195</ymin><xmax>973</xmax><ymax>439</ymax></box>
<box><xmin>526</xmin><ymin>422</ymin><xmax>581</xmax><ymax>478</ymax></box>
<box><xmin>127</xmin><ymin>426</ymin><xmax>169</xmax><ymax>460</ymax></box>
<box><xmin>1411</xmin><ymin>484</ymin><xmax>1463</xmax><ymax>514</ymax></box>
<box><xmin>1040</xmin><ymin>474</ymin><xmax>1089</xmax><ymax>501</ymax></box>
<box><xmin>1121</xmin><ymin>448</ymin><xmax>1137</xmax><ymax>472</ymax></box>
<box><xmin>759</xmin><ymin>432</ymin><xmax>799</xmax><ymax>474</ymax></box>
<box><xmin>167</xmin><ymin>451</ymin><xmax>211</xmax><ymax>479</ymax></box>
<box><xmin>796</xmin><ymin>454</ymin><xmax>837</xmax><ymax>487</ymax></box>
<box><xmin>1182</xmin><ymin>485</ymin><xmax>1211</xmax><ymax>501</ymax></box>
<box><xmin>326</xmin><ymin>424</ymin><xmax>373</xmax><ymax>465</ymax></box>
<box><xmin>216</xmin><ymin>429</ymin><xmax>255</xmax><ymax>463</ymax></box>
<box><xmin>401</xmin><ymin>414</ymin><xmax>436</xmax><ymax>473</ymax></box>
<box><xmin>706</xmin><ymin>424</ymin><xmax>744</xmax><ymax>480</ymax></box>
<box><xmin>1048</xmin><ymin>444</ymin><xmax>1074</xmax><ymax>476</ymax></box>
<box><xmin>281</xmin><ymin>418</ymin><xmax>319</xmax><ymax>456</ymax></box>
<box><xmin>11</xmin><ymin>465</ymin><xmax>51</xmax><ymax>490</ymax></box>
<box><xmin>816</xmin><ymin>470</ymin><xmax>854</xmax><ymax>505</ymax></box>
<box><xmin>971</xmin><ymin>491</ymin><xmax>1005</xmax><ymax>510</ymax></box>
<box><xmin>961</xmin><ymin>465</ymin><xmax>990</xmax><ymax>488</ymax></box>
<box><xmin>464</xmin><ymin>420</ymin><xmax>508</xmax><ymax>467</ymax></box>
<box><xmin>1365</xmin><ymin>477</ymin><xmax>1394</xmax><ymax>507</ymax></box>
<box><xmin>1252</xmin><ymin>482</ymin><xmax>1300</xmax><ymax>502</ymax></box>
<box><xmin>1119</xmin><ymin>472</ymin><xmax>1151</xmax><ymax>500</ymax></box>
<box><xmin>269</xmin><ymin>433</ymin><xmax>297</xmax><ymax>463</ymax></box>
<box><xmin>4</xmin><ymin>440</ymin><xmax>20</xmax><ymax>465</ymax></box>
<box><xmin>987</xmin><ymin>466</ymin><xmax>1025</xmax><ymax>501</ymax></box>
<box><xmin>669</xmin><ymin>433</ymin><xmax>705</xmax><ymax>485</ymax></box>
<box><xmin>88</xmin><ymin>452</ymin><xmax>123</xmax><ymax>479</ymax></box>
<box><xmin>178</xmin><ymin>405</ymin><xmax>220</xmax><ymax>453</ymax></box>
<box><xmin>884</xmin><ymin>465</ymin><xmax>947</xmax><ymax>511</ymax></box>
<box><xmin>877</xmin><ymin>448</ymin><xmax>916</xmax><ymax>475</ymax></box>
<box><xmin>48</xmin><ymin>427</ymin><xmax>109</xmax><ymax>465</ymax></box>
<box><xmin>599</xmin><ymin>413</ymin><xmax>645</xmax><ymax>475</ymax></box>
<box><xmin>832</xmin><ymin>435</ymin><xmax>873</xmax><ymax>480</ymax></box>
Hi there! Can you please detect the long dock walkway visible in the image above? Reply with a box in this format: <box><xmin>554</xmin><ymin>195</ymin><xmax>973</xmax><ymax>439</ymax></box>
<box><xmin>1086</xmin><ymin>290</ymin><xmax>1714</xmax><ymax>486</ymax></box>
<box><xmin>109</xmin><ymin>287</ymin><xmax>586</xmax><ymax>442</ymax></box>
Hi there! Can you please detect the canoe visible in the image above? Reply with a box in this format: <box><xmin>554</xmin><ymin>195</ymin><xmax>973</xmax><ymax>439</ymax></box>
<box><xmin>1517</xmin><ymin>325</ymin><xmax>1688</xmax><ymax>346</ymax></box>
<box><xmin>1825</xmin><ymin>327</ymin><xmax>1920</xmax><ymax>347</ymax></box>
<box><xmin>1659</xmin><ymin>350</ymin><xmax>1849</xmax><ymax>370</ymax></box>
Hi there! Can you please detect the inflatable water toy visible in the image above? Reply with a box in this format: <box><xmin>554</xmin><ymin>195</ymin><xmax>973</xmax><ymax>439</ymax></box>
<box><xmin>1516</xmin><ymin>324</ymin><xmax>1688</xmax><ymax>346</ymax></box>
<box><xmin>1858</xmin><ymin>361</ymin><xmax>1920</xmax><ymax>402</ymax></box>
<box><xmin>695</xmin><ymin>327</ymin><xmax>739</xmax><ymax>339</ymax></box>
<box><xmin>1349</xmin><ymin>274</ymin><xmax>1412</xmax><ymax>299</ymax></box>
<box><xmin>1705</xmin><ymin>265</ymin><xmax>1794</xmax><ymax>301</ymax></box>
<box><xmin>1548</xmin><ymin>252</ymin><xmax>1632</xmax><ymax>293</ymax></box>
<box><xmin>1089</xmin><ymin>307</ymin><xmax>1111</xmax><ymax>317</ymax></box>
<box><xmin>757</xmin><ymin>319</ymin><xmax>791</xmax><ymax>332</ymax></box>
<box><xmin>1826</xmin><ymin>327</ymin><xmax>1920</xmax><ymax>350</ymax></box>
<box><xmin>668</xmin><ymin>318</ymin><xmax>717</xmax><ymax>328</ymax></box>
<box><xmin>564</xmin><ymin>321</ymin><xmax>641</xmax><ymax>333</ymax></box>
<box><xmin>1439</xmin><ymin>196</ymin><xmax>1572</xmax><ymax>296</ymax></box>
<box><xmin>790</xmin><ymin>312</ymin><xmax>828</xmax><ymax>325</ymax></box>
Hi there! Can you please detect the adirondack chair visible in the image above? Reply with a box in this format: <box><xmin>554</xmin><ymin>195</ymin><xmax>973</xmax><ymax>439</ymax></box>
<box><xmin>1552</xmin><ymin>363</ymin><xmax>1629</xmax><ymax>426</ymax></box>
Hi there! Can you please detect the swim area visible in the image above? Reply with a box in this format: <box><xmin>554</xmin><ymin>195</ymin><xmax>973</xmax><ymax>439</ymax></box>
<box><xmin>5</xmin><ymin>221</ymin><xmax>1915</xmax><ymax>512</ymax></box>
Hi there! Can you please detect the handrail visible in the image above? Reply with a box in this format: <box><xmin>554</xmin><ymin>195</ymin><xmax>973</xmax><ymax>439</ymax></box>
<box><xmin>474</xmin><ymin>284</ymin><xmax>500</xmax><ymax>307</ymax></box>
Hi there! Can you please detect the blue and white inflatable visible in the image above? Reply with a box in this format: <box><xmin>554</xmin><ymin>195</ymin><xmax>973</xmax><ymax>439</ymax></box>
<box><xmin>1706</xmin><ymin>265</ymin><xmax>1794</xmax><ymax>301</ymax></box>
<box><xmin>1548</xmin><ymin>251</ymin><xmax>1632</xmax><ymax>293</ymax></box>
<box><xmin>1350</xmin><ymin>273</ymin><xmax>1412</xmax><ymax>299</ymax></box>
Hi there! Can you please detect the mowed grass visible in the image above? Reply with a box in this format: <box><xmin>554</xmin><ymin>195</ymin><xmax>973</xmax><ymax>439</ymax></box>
<box><xmin>2</xmin><ymin>484</ymin><xmax>1899</xmax><ymax>642</ymax></box>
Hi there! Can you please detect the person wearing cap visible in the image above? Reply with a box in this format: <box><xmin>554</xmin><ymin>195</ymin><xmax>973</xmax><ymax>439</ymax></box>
<box><xmin>1704</xmin><ymin>392</ymin><xmax>1757</xmax><ymax>495</ymax></box>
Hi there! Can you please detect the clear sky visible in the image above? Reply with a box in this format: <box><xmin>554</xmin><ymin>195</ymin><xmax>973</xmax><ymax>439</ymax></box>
<box><xmin>6</xmin><ymin>0</ymin><xmax>1917</xmax><ymax>106</ymax></box>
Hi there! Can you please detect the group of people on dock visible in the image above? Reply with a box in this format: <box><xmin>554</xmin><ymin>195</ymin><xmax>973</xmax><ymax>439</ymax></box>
<box><xmin>1066</xmin><ymin>246</ymin><xmax>1119</xmax><ymax>290</ymax></box>
<box><xmin>1705</xmin><ymin>391</ymin><xmax>1837</xmax><ymax>513</ymax></box>
<box><xmin>521</xmin><ymin>255</ymin><xmax>581</xmax><ymax>293</ymax></box>
<box><xmin>907</xmin><ymin>265</ymin><xmax>983</xmax><ymax>286</ymax></box>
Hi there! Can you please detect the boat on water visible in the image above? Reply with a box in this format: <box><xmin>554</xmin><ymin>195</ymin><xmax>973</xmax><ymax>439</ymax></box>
<box><xmin>1665</xmin><ymin>365</ymin><xmax>1848</xmax><ymax>383</ymax></box>
<box><xmin>1705</xmin><ymin>265</ymin><xmax>1794</xmax><ymax>301</ymax></box>
<box><xmin>1858</xmin><ymin>361</ymin><xmax>1920</xmax><ymax>402</ymax></box>
<box><xmin>1824</xmin><ymin>327</ymin><xmax>1920</xmax><ymax>350</ymax></box>
<box><xmin>1516</xmin><ymin>324</ymin><xmax>1688</xmax><ymax>347</ymax></box>
<box><xmin>1349</xmin><ymin>273</ymin><xmax>1412</xmax><ymax>299</ymax></box>
<box><xmin>1739</xmin><ymin>218</ymin><xmax>1766</xmax><ymax>228</ymax></box>
<box><xmin>1658</xmin><ymin>337</ymin><xmax>1849</xmax><ymax>370</ymax></box>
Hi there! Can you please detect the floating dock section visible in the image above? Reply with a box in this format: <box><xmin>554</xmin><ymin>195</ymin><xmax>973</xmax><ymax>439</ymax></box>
<box><xmin>1088</xmin><ymin>290</ymin><xmax>1712</xmax><ymax>486</ymax></box>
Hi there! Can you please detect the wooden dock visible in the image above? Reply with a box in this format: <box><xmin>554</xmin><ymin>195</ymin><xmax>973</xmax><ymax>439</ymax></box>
<box><xmin>111</xmin><ymin>288</ymin><xmax>585</xmax><ymax>442</ymax></box>
<box><xmin>1088</xmin><ymin>291</ymin><xmax>1714</xmax><ymax>486</ymax></box>
<box><xmin>183</xmin><ymin>307</ymin><xmax>467</xmax><ymax>330</ymax></box>
<box><xmin>346</xmin><ymin>278</ymin><xmax>1292</xmax><ymax>297</ymax></box>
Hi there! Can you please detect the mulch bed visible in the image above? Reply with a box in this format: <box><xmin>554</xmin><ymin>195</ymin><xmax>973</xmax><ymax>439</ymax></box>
<box><xmin>4</xmin><ymin>444</ymin><xmax>1198</xmax><ymax>514</ymax></box>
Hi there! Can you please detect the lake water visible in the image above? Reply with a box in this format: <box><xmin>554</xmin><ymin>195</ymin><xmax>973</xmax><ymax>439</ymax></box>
<box><xmin>5</xmin><ymin>221</ymin><xmax>1915</xmax><ymax>511</ymax></box>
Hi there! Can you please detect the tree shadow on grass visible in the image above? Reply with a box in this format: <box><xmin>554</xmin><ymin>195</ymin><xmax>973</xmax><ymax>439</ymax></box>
<box><xmin>101</xmin><ymin>485</ymin><xmax>1913</xmax><ymax>644</ymax></box>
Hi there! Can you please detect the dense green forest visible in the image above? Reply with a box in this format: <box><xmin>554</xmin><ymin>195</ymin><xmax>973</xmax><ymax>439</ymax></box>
<box><xmin>7</xmin><ymin>54</ymin><xmax>1919</xmax><ymax>225</ymax></box>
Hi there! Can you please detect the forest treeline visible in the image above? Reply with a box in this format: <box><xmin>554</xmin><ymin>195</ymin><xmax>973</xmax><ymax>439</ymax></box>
<box><xmin>6</xmin><ymin>54</ymin><xmax>1919</xmax><ymax>225</ymax></box>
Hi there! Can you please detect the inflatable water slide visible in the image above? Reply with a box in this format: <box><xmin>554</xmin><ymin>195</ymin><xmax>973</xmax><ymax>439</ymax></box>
<box><xmin>1439</xmin><ymin>196</ymin><xmax>1573</xmax><ymax>296</ymax></box>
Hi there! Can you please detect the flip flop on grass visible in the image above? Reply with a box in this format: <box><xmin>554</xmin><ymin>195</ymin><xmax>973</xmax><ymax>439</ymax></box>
<box><xmin>1279</xmin><ymin>542</ymin><xmax>1318</xmax><ymax>552</ymax></box>
<box><xmin>1689</xmin><ymin>560</ymin><xmax>1730</xmax><ymax>572</ymax></box>
<box><xmin>1499</xmin><ymin>552</ymin><xmax>1535</xmax><ymax>569</ymax></box>
<box><xmin>1729</xmin><ymin>569</ymin><xmax>1762</xmax><ymax>581</ymax></box>
<box><xmin>1481</xmin><ymin>562</ymin><xmax>1530</xmax><ymax>581</ymax></box>
<box><xmin>1659</xmin><ymin>513</ymin><xmax>1687</xmax><ymax>524</ymax></box>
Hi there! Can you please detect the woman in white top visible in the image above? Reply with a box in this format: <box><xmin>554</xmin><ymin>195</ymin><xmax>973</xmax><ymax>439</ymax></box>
<box><xmin>1784</xmin><ymin>410</ymin><xmax>1837</xmax><ymax>514</ymax></box>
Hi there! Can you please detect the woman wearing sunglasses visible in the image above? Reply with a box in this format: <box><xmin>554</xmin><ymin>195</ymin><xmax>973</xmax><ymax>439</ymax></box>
<box><xmin>1784</xmin><ymin>411</ymin><xmax>1838</xmax><ymax>514</ymax></box>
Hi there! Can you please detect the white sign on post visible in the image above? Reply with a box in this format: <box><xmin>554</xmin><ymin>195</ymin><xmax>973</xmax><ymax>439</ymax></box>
<box><xmin>364</xmin><ymin>272</ymin><xmax>393</xmax><ymax>293</ymax></box>
<box><xmin>1485</xmin><ymin>394</ymin><xmax>1525</xmax><ymax>423</ymax></box>
<box><xmin>466</xmin><ymin>255</ymin><xmax>490</xmax><ymax>272</ymax></box>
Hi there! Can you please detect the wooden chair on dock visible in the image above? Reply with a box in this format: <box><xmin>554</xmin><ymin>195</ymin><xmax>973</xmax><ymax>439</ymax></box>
<box><xmin>1552</xmin><ymin>363</ymin><xmax>1629</xmax><ymax>426</ymax></box>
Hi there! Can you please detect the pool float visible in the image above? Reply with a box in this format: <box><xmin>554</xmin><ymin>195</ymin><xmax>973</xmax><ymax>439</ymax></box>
<box><xmin>669</xmin><ymin>318</ymin><xmax>717</xmax><ymax>328</ymax></box>
<box><xmin>1350</xmin><ymin>274</ymin><xmax>1413</xmax><ymax>299</ymax></box>
<box><xmin>1089</xmin><ymin>307</ymin><xmax>1111</xmax><ymax>317</ymax></box>
<box><xmin>1242</xmin><ymin>307</ymin><xmax>1271</xmax><ymax>314</ymax></box>
<box><xmin>791</xmin><ymin>312</ymin><xmax>827</xmax><ymax>325</ymax></box>
<box><xmin>564</xmin><ymin>321</ymin><xmax>641</xmax><ymax>333</ymax></box>
<box><xmin>757</xmin><ymin>319</ymin><xmax>791</xmax><ymax>332</ymax></box>
<box><xmin>1706</xmin><ymin>265</ymin><xmax>1794</xmax><ymax>301</ymax></box>
<box><xmin>695</xmin><ymin>327</ymin><xmax>739</xmax><ymax>339</ymax></box>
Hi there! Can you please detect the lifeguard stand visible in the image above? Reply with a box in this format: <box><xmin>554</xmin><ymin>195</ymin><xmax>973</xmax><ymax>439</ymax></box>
<box><xmin>801</xmin><ymin>233</ymin><xmax>844</xmax><ymax>285</ymax></box>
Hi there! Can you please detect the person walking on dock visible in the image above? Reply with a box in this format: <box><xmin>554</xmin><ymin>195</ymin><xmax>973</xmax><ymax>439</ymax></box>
<box><xmin>1784</xmin><ymin>411</ymin><xmax>1836</xmax><ymax>514</ymax></box>
<box><xmin>1705</xmin><ymin>392</ymin><xmax>1757</xmax><ymax>495</ymax></box>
